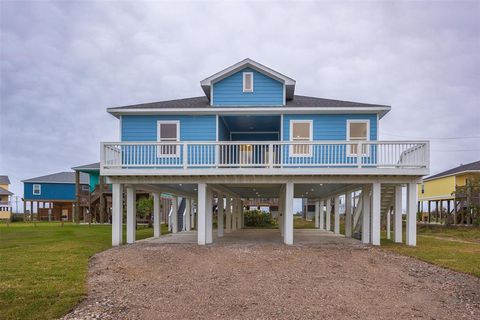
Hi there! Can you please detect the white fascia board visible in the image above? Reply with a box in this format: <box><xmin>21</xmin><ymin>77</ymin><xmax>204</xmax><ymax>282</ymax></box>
<box><xmin>108</xmin><ymin>106</ymin><xmax>391</xmax><ymax>118</ymax></box>
<box><xmin>200</xmin><ymin>58</ymin><xmax>296</xmax><ymax>86</ymax></box>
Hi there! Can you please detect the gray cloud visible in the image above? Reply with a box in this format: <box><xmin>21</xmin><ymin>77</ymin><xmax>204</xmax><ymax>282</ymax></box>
<box><xmin>1</xmin><ymin>0</ymin><xmax>479</xmax><ymax>199</ymax></box>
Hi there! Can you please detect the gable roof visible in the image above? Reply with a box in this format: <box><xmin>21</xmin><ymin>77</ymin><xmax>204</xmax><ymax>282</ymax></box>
<box><xmin>72</xmin><ymin>162</ymin><xmax>100</xmax><ymax>171</ymax></box>
<box><xmin>200</xmin><ymin>58</ymin><xmax>296</xmax><ymax>100</ymax></box>
<box><xmin>424</xmin><ymin>160</ymin><xmax>480</xmax><ymax>181</ymax></box>
<box><xmin>107</xmin><ymin>95</ymin><xmax>390</xmax><ymax>118</ymax></box>
<box><xmin>0</xmin><ymin>175</ymin><xmax>10</xmax><ymax>184</ymax></box>
<box><xmin>0</xmin><ymin>187</ymin><xmax>13</xmax><ymax>196</ymax></box>
<box><xmin>22</xmin><ymin>172</ymin><xmax>89</xmax><ymax>184</ymax></box>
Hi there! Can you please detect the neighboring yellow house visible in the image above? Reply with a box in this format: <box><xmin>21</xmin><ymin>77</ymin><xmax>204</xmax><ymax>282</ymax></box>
<box><xmin>0</xmin><ymin>175</ymin><xmax>14</xmax><ymax>220</ymax></box>
<box><xmin>418</xmin><ymin>160</ymin><xmax>480</xmax><ymax>224</ymax></box>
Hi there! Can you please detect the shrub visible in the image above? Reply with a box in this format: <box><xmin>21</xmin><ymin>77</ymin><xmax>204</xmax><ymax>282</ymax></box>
<box><xmin>244</xmin><ymin>210</ymin><xmax>274</xmax><ymax>227</ymax></box>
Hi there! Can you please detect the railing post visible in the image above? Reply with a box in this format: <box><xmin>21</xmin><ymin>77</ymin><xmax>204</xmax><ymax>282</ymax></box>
<box><xmin>269</xmin><ymin>143</ymin><xmax>273</xmax><ymax>168</ymax></box>
<box><xmin>215</xmin><ymin>144</ymin><xmax>219</xmax><ymax>168</ymax></box>
<box><xmin>183</xmin><ymin>143</ymin><xmax>188</xmax><ymax>169</ymax></box>
<box><xmin>357</xmin><ymin>142</ymin><xmax>362</xmax><ymax>168</ymax></box>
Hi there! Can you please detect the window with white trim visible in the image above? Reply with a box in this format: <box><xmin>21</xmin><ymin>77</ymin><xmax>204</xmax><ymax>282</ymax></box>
<box><xmin>33</xmin><ymin>184</ymin><xmax>41</xmax><ymax>195</ymax></box>
<box><xmin>81</xmin><ymin>185</ymin><xmax>90</xmax><ymax>191</ymax></box>
<box><xmin>347</xmin><ymin>120</ymin><xmax>369</xmax><ymax>156</ymax></box>
<box><xmin>290</xmin><ymin>120</ymin><xmax>313</xmax><ymax>156</ymax></box>
<box><xmin>243</xmin><ymin>72</ymin><xmax>253</xmax><ymax>92</ymax></box>
<box><xmin>157</xmin><ymin>121</ymin><xmax>180</xmax><ymax>156</ymax></box>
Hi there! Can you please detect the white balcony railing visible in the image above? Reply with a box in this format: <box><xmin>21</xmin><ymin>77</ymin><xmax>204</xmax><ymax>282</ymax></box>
<box><xmin>101</xmin><ymin>140</ymin><xmax>429</xmax><ymax>173</ymax></box>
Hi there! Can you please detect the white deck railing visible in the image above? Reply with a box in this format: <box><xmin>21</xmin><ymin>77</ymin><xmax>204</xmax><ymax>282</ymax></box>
<box><xmin>101</xmin><ymin>140</ymin><xmax>429</xmax><ymax>172</ymax></box>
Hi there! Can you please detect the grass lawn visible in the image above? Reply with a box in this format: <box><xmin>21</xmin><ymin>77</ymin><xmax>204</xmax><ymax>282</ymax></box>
<box><xmin>381</xmin><ymin>224</ymin><xmax>480</xmax><ymax>277</ymax></box>
<box><xmin>0</xmin><ymin>222</ymin><xmax>169</xmax><ymax>320</ymax></box>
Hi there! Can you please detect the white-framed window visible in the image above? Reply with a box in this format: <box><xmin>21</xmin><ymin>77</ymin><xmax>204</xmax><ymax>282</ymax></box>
<box><xmin>33</xmin><ymin>184</ymin><xmax>41</xmax><ymax>195</ymax></box>
<box><xmin>289</xmin><ymin>120</ymin><xmax>313</xmax><ymax>156</ymax></box>
<box><xmin>347</xmin><ymin>120</ymin><xmax>370</xmax><ymax>156</ymax></box>
<box><xmin>157</xmin><ymin>120</ymin><xmax>180</xmax><ymax>157</ymax></box>
<box><xmin>243</xmin><ymin>72</ymin><xmax>254</xmax><ymax>93</ymax></box>
<box><xmin>81</xmin><ymin>185</ymin><xmax>90</xmax><ymax>191</ymax></box>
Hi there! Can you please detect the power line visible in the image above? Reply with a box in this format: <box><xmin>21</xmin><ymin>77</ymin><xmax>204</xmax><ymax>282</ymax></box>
<box><xmin>431</xmin><ymin>149</ymin><xmax>480</xmax><ymax>152</ymax></box>
<box><xmin>381</xmin><ymin>132</ymin><xmax>480</xmax><ymax>140</ymax></box>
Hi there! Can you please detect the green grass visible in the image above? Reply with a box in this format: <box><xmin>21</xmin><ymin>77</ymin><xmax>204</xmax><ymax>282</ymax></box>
<box><xmin>0</xmin><ymin>222</ymin><xmax>168</xmax><ymax>320</ymax></box>
<box><xmin>381</xmin><ymin>225</ymin><xmax>480</xmax><ymax>277</ymax></box>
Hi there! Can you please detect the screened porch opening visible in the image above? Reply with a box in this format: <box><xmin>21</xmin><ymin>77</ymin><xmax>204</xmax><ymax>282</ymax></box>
<box><xmin>218</xmin><ymin>115</ymin><xmax>281</xmax><ymax>166</ymax></box>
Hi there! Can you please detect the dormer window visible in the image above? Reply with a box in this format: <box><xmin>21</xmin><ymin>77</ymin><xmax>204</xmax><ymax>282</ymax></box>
<box><xmin>243</xmin><ymin>72</ymin><xmax>253</xmax><ymax>92</ymax></box>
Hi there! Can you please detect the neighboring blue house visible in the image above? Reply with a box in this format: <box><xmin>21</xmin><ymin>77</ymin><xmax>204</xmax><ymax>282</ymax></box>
<box><xmin>22</xmin><ymin>172</ymin><xmax>89</xmax><ymax>221</ymax></box>
<box><xmin>101</xmin><ymin>58</ymin><xmax>429</xmax><ymax>247</ymax></box>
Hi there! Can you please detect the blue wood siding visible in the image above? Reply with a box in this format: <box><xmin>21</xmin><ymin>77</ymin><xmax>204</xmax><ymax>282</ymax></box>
<box><xmin>122</xmin><ymin>115</ymin><xmax>216</xmax><ymax>141</ymax></box>
<box><xmin>282</xmin><ymin>114</ymin><xmax>378</xmax><ymax>141</ymax></box>
<box><xmin>281</xmin><ymin>114</ymin><xmax>378</xmax><ymax>165</ymax></box>
<box><xmin>212</xmin><ymin>67</ymin><xmax>284</xmax><ymax>106</ymax></box>
<box><xmin>24</xmin><ymin>182</ymin><xmax>83</xmax><ymax>201</ymax></box>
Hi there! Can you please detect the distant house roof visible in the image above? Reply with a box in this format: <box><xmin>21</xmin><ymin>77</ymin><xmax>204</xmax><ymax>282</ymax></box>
<box><xmin>72</xmin><ymin>162</ymin><xmax>100</xmax><ymax>172</ymax></box>
<box><xmin>0</xmin><ymin>175</ymin><xmax>10</xmax><ymax>184</ymax></box>
<box><xmin>0</xmin><ymin>187</ymin><xmax>13</xmax><ymax>196</ymax></box>
<box><xmin>22</xmin><ymin>172</ymin><xmax>89</xmax><ymax>184</ymax></box>
<box><xmin>107</xmin><ymin>95</ymin><xmax>391</xmax><ymax>118</ymax></box>
<box><xmin>424</xmin><ymin>160</ymin><xmax>480</xmax><ymax>181</ymax></box>
<box><xmin>200</xmin><ymin>58</ymin><xmax>296</xmax><ymax>100</ymax></box>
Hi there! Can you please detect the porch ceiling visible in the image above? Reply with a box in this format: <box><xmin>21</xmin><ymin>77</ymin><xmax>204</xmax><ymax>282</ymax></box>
<box><xmin>221</xmin><ymin>115</ymin><xmax>281</xmax><ymax>132</ymax></box>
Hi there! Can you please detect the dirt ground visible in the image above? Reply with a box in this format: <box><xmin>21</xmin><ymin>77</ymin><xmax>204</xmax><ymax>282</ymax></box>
<box><xmin>63</xmin><ymin>232</ymin><xmax>480</xmax><ymax>320</ymax></box>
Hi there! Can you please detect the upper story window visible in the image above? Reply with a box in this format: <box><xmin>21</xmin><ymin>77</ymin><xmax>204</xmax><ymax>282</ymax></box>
<box><xmin>243</xmin><ymin>72</ymin><xmax>254</xmax><ymax>92</ymax></box>
<box><xmin>33</xmin><ymin>184</ymin><xmax>41</xmax><ymax>195</ymax></box>
<box><xmin>347</xmin><ymin>120</ymin><xmax>370</xmax><ymax>156</ymax></box>
<box><xmin>157</xmin><ymin>121</ymin><xmax>180</xmax><ymax>157</ymax></box>
<box><xmin>290</xmin><ymin>120</ymin><xmax>313</xmax><ymax>156</ymax></box>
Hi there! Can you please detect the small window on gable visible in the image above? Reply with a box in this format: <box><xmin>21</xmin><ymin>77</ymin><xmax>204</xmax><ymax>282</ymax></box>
<box><xmin>347</xmin><ymin>120</ymin><xmax>370</xmax><ymax>156</ymax></box>
<box><xmin>290</xmin><ymin>120</ymin><xmax>313</xmax><ymax>156</ymax></box>
<box><xmin>243</xmin><ymin>72</ymin><xmax>253</xmax><ymax>92</ymax></box>
<box><xmin>157</xmin><ymin>121</ymin><xmax>180</xmax><ymax>157</ymax></box>
<box><xmin>33</xmin><ymin>184</ymin><xmax>41</xmax><ymax>195</ymax></box>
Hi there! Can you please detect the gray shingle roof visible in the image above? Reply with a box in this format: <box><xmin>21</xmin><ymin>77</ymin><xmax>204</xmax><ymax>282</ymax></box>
<box><xmin>0</xmin><ymin>187</ymin><xmax>13</xmax><ymax>196</ymax></box>
<box><xmin>425</xmin><ymin>160</ymin><xmax>480</xmax><ymax>181</ymax></box>
<box><xmin>107</xmin><ymin>95</ymin><xmax>389</xmax><ymax>111</ymax></box>
<box><xmin>72</xmin><ymin>162</ymin><xmax>100</xmax><ymax>171</ymax></box>
<box><xmin>22</xmin><ymin>172</ymin><xmax>89</xmax><ymax>184</ymax></box>
<box><xmin>0</xmin><ymin>175</ymin><xmax>10</xmax><ymax>184</ymax></box>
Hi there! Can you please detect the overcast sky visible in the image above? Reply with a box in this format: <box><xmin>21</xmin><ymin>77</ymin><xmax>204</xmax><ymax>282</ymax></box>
<box><xmin>1</xmin><ymin>1</ymin><xmax>479</xmax><ymax>203</ymax></box>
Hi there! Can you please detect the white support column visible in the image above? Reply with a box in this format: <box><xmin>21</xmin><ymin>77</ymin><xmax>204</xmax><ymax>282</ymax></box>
<box><xmin>225</xmin><ymin>197</ymin><xmax>232</xmax><ymax>233</ymax></box>
<box><xmin>153</xmin><ymin>192</ymin><xmax>161</xmax><ymax>237</ymax></box>
<box><xmin>315</xmin><ymin>200</ymin><xmax>320</xmax><ymax>229</ymax></box>
<box><xmin>240</xmin><ymin>200</ymin><xmax>245</xmax><ymax>228</ymax></box>
<box><xmin>236</xmin><ymin>198</ymin><xmax>242</xmax><ymax>229</ymax></box>
<box><xmin>334</xmin><ymin>195</ymin><xmax>340</xmax><ymax>234</ymax></box>
<box><xmin>345</xmin><ymin>192</ymin><xmax>352</xmax><ymax>237</ymax></box>
<box><xmin>325</xmin><ymin>198</ymin><xmax>331</xmax><ymax>231</ymax></box>
<box><xmin>218</xmin><ymin>196</ymin><xmax>224</xmax><ymax>237</ymax></box>
<box><xmin>394</xmin><ymin>185</ymin><xmax>403</xmax><ymax>243</ymax></box>
<box><xmin>386</xmin><ymin>208</ymin><xmax>391</xmax><ymax>240</ymax></box>
<box><xmin>171</xmin><ymin>197</ymin><xmax>178</xmax><ymax>234</ymax></box>
<box><xmin>206</xmin><ymin>188</ymin><xmax>213</xmax><ymax>244</ymax></box>
<box><xmin>284</xmin><ymin>182</ymin><xmax>294</xmax><ymax>245</ymax></box>
<box><xmin>231</xmin><ymin>198</ymin><xmax>238</xmax><ymax>231</ymax></box>
<box><xmin>112</xmin><ymin>183</ymin><xmax>123</xmax><ymax>246</ymax></box>
<box><xmin>197</xmin><ymin>183</ymin><xmax>207</xmax><ymax>245</ymax></box>
<box><xmin>319</xmin><ymin>199</ymin><xmax>325</xmax><ymax>230</ymax></box>
<box><xmin>185</xmin><ymin>198</ymin><xmax>191</xmax><ymax>231</ymax></box>
<box><xmin>406</xmin><ymin>182</ymin><xmax>417</xmax><ymax>246</ymax></box>
<box><xmin>371</xmin><ymin>183</ymin><xmax>381</xmax><ymax>246</ymax></box>
<box><xmin>190</xmin><ymin>200</ymin><xmax>195</xmax><ymax>229</ymax></box>
<box><xmin>362</xmin><ymin>186</ymin><xmax>371</xmax><ymax>244</ymax></box>
<box><xmin>126</xmin><ymin>186</ymin><xmax>136</xmax><ymax>244</ymax></box>
<box><xmin>279</xmin><ymin>190</ymin><xmax>284</xmax><ymax>237</ymax></box>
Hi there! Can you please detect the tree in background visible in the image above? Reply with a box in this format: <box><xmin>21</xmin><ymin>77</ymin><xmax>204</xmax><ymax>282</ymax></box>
<box><xmin>137</xmin><ymin>196</ymin><xmax>154</xmax><ymax>227</ymax></box>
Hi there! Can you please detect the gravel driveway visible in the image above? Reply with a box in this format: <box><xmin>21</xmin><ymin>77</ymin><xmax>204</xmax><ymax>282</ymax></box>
<box><xmin>64</xmin><ymin>230</ymin><xmax>480</xmax><ymax>320</ymax></box>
